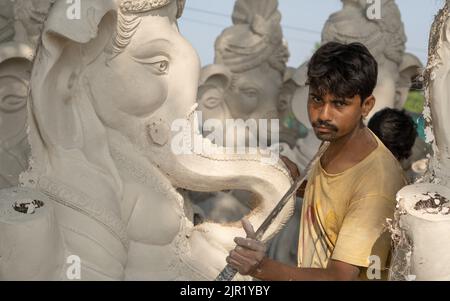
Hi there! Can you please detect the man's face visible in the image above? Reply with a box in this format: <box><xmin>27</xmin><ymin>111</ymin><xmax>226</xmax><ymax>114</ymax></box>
<box><xmin>307</xmin><ymin>88</ymin><xmax>367</xmax><ymax>142</ymax></box>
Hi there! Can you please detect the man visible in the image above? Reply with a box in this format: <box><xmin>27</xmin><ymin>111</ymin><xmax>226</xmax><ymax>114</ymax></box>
<box><xmin>226</xmin><ymin>42</ymin><xmax>407</xmax><ymax>280</ymax></box>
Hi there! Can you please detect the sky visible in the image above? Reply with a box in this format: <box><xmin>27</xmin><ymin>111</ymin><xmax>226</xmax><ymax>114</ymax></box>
<box><xmin>178</xmin><ymin>0</ymin><xmax>446</xmax><ymax>68</ymax></box>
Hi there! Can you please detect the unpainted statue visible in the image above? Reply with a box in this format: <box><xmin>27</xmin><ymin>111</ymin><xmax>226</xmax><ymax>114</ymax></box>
<box><xmin>192</xmin><ymin>0</ymin><xmax>294</xmax><ymax>249</ymax></box>
<box><xmin>390</xmin><ymin>0</ymin><xmax>450</xmax><ymax>281</ymax></box>
<box><xmin>197</xmin><ymin>0</ymin><xmax>289</xmax><ymax>145</ymax></box>
<box><xmin>0</xmin><ymin>0</ymin><xmax>47</xmax><ymax>188</ymax></box>
<box><xmin>0</xmin><ymin>0</ymin><xmax>295</xmax><ymax>280</ymax></box>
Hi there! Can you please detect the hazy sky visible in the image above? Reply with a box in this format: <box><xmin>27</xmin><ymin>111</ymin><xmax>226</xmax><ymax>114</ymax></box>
<box><xmin>178</xmin><ymin>0</ymin><xmax>446</xmax><ymax>68</ymax></box>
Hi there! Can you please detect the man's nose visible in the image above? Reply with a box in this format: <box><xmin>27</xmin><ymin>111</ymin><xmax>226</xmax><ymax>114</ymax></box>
<box><xmin>318</xmin><ymin>103</ymin><xmax>332</xmax><ymax>121</ymax></box>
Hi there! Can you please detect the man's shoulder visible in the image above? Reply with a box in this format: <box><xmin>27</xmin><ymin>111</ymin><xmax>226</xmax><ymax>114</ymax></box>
<box><xmin>352</xmin><ymin>143</ymin><xmax>407</xmax><ymax>199</ymax></box>
<box><xmin>371</xmin><ymin>142</ymin><xmax>405</xmax><ymax>175</ymax></box>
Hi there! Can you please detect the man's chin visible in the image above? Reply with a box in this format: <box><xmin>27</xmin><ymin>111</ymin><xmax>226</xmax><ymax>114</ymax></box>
<box><xmin>314</xmin><ymin>131</ymin><xmax>338</xmax><ymax>141</ymax></box>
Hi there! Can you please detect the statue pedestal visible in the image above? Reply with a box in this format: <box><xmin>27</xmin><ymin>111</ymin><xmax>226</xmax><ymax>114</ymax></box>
<box><xmin>0</xmin><ymin>187</ymin><xmax>63</xmax><ymax>280</ymax></box>
<box><xmin>391</xmin><ymin>184</ymin><xmax>450</xmax><ymax>280</ymax></box>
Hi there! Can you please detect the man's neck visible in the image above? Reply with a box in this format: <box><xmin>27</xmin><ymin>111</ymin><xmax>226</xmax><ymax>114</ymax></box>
<box><xmin>320</xmin><ymin>124</ymin><xmax>378</xmax><ymax>174</ymax></box>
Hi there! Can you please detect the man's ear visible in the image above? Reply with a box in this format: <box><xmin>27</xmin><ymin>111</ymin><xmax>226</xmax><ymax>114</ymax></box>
<box><xmin>198</xmin><ymin>64</ymin><xmax>232</xmax><ymax>109</ymax></box>
<box><xmin>362</xmin><ymin>95</ymin><xmax>376</xmax><ymax>119</ymax></box>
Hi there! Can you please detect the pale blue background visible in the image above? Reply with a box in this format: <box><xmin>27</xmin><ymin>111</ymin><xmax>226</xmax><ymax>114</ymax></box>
<box><xmin>178</xmin><ymin>0</ymin><xmax>445</xmax><ymax>68</ymax></box>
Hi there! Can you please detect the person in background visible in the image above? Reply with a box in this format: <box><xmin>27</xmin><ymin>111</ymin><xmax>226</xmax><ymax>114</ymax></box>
<box><xmin>368</xmin><ymin>107</ymin><xmax>417</xmax><ymax>162</ymax></box>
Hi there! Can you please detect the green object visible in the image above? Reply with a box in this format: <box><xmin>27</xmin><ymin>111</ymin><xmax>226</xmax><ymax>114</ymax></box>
<box><xmin>405</xmin><ymin>111</ymin><xmax>426</xmax><ymax>141</ymax></box>
<box><xmin>415</xmin><ymin>114</ymin><xmax>426</xmax><ymax>141</ymax></box>
<box><xmin>404</xmin><ymin>91</ymin><xmax>425</xmax><ymax>114</ymax></box>
<box><xmin>403</xmin><ymin>91</ymin><xmax>426</xmax><ymax>140</ymax></box>
<box><xmin>282</xmin><ymin>112</ymin><xmax>309</xmax><ymax>138</ymax></box>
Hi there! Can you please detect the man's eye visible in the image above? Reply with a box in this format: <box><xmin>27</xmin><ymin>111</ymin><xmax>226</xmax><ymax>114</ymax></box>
<box><xmin>334</xmin><ymin>101</ymin><xmax>346</xmax><ymax>107</ymax></box>
<box><xmin>310</xmin><ymin>96</ymin><xmax>322</xmax><ymax>103</ymax></box>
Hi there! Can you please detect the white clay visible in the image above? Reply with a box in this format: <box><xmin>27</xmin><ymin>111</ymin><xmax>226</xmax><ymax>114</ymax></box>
<box><xmin>390</xmin><ymin>1</ymin><xmax>450</xmax><ymax>281</ymax></box>
<box><xmin>0</xmin><ymin>0</ymin><xmax>295</xmax><ymax>281</ymax></box>
<box><xmin>395</xmin><ymin>184</ymin><xmax>450</xmax><ymax>280</ymax></box>
<box><xmin>0</xmin><ymin>0</ymin><xmax>53</xmax><ymax>189</ymax></box>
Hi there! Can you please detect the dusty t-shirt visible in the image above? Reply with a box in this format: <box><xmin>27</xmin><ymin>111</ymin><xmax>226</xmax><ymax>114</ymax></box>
<box><xmin>297</xmin><ymin>132</ymin><xmax>407</xmax><ymax>280</ymax></box>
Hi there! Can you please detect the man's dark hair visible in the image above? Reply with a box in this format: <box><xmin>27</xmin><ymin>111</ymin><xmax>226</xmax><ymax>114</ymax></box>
<box><xmin>368</xmin><ymin>108</ymin><xmax>418</xmax><ymax>161</ymax></box>
<box><xmin>307</xmin><ymin>42</ymin><xmax>378</xmax><ymax>103</ymax></box>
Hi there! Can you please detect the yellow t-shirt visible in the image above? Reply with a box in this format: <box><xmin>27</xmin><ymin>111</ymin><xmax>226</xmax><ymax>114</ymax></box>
<box><xmin>297</xmin><ymin>132</ymin><xmax>407</xmax><ymax>280</ymax></box>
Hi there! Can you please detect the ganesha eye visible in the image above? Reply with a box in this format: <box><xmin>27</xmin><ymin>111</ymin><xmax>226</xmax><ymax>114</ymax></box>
<box><xmin>240</xmin><ymin>88</ymin><xmax>258</xmax><ymax>99</ymax></box>
<box><xmin>149</xmin><ymin>60</ymin><xmax>169</xmax><ymax>74</ymax></box>
<box><xmin>130</xmin><ymin>55</ymin><xmax>170</xmax><ymax>75</ymax></box>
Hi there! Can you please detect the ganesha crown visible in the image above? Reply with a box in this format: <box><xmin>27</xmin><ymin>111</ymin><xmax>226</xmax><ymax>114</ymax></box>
<box><xmin>120</xmin><ymin>0</ymin><xmax>171</xmax><ymax>14</ymax></box>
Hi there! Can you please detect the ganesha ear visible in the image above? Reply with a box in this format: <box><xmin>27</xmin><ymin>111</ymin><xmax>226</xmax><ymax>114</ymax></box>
<box><xmin>197</xmin><ymin>64</ymin><xmax>232</xmax><ymax>109</ymax></box>
<box><xmin>29</xmin><ymin>1</ymin><xmax>117</xmax><ymax>150</ymax></box>
<box><xmin>81</xmin><ymin>9</ymin><xmax>117</xmax><ymax>65</ymax></box>
<box><xmin>396</xmin><ymin>53</ymin><xmax>423</xmax><ymax>108</ymax></box>
<box><xmin>176</xmin><ymin>0</ymin><xmax>186</xmax><ymax>18</ymax></box>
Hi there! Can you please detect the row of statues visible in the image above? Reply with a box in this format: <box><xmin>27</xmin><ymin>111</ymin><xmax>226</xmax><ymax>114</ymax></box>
<box><xmin>0</xmin><ymin>0</ymin><xmax>448</xmax><ymax>280</ymax></box>
<box><xmin>0</xmin><ymin>0</ymin><xmax>424</xmax><ymax>188</ymax></box>
<box><xmin>197</xmin><ymin>0</ymin><xmax>422</xmax><ymax>161</ymax></box>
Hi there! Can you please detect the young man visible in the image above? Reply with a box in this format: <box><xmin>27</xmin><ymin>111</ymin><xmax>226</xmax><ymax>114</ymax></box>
<box><xmin>226</xmin><ymin>42</ymin><xmax>407</xmax><ymax>281</ymax></box>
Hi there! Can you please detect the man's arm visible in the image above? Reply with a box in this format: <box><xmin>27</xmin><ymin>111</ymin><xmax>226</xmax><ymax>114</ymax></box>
<box><xmin>251</xmin><ymin>257</ymin><xmax>360</xmax><ymax>281</ymax></box>
<box><xmin>227</xmin><ymin>219</ymin><xmax>360</xmax><ymax>281</ymax></box>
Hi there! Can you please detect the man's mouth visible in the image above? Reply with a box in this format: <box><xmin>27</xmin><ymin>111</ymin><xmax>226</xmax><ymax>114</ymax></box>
<box><xmin>314</xmin><ymin>126</ymin><xmax>335</xmax><ymax>133</ymax></box>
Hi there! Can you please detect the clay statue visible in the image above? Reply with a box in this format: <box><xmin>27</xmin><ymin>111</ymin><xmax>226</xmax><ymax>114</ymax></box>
<box><xmin>192</xmin><ymin>0</ymin><xmax>293</xmax><ymax>250</ymax></box>
<box><xmin>197</xmin><ymin>0</ymin><xmax>289</xmax><ymax>145</ymax></box>
<box><xmin>425</xmin><ymin>1</ymin><xmax>450</xmax><ymax>186</ymax></box>
<box><xmin>0</xmin><ymin>41</ymin><xmax>33</xmax><ymax>188</ymax></box>
<box><xmin>13</xmin><ymin>0</ymin><xmax>55</xmax><ymax>47</ymax></box>
<box><xmin>390</xmin><ymin>0</ymin><xmax>450</xmax><ymax>281</ymax></box>
<box><xmin>0</xmin><ymin>0</ymin><xmax>295</xmax><ymax>280</ymax></box>
<box><xmin>0</xmin><ymin>0</ymin><xmax>41</xmax><ymax>188</ymax></box>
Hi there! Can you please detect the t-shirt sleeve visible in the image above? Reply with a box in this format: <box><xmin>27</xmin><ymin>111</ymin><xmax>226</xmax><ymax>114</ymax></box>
<box><xmin>331</xmin><ymin>195</ymin><xmax>395</xmax><ymax>269</ymax></box>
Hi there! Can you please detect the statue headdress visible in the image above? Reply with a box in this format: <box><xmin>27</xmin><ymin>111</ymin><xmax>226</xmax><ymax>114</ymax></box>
<box><xmin>322</xmin><ymin>0</ymin><xmax>406</xmax><ymax>66</ymax></box>
<box><xmin>0</xmin><ymin>0</ymin><xmax>15</xmax><ymax>43</ymax></box>
<box><xmin>214</xmin><ymin>0</ymin><xmax>289</xmax><ymax>75</ymax></box>
<box><xmin>12</xmin><ymin>0</ymin><xmax>56</xmax><ymax>47</ymax></box>
<box><xmin>120</xmin><ymin>0</ymin><xmax>185</xmax><ymax>17</ymax></box>
<box><xmin>113</xmin><ymin>0</ymin><xmax>185</xmax><ymax>56</ymax></box>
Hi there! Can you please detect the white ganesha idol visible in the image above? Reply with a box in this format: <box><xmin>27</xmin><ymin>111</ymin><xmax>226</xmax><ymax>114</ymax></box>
<box><xmin>0</xmin><ymin>0</ymin><xmax>295</xmax><ymax>280</ymax></box>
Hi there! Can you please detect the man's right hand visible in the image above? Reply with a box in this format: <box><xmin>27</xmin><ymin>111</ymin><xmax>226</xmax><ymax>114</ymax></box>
<box><xmin>226</xmin><ymin>218</ymin><xmax>267</xmax><ymax>276</ymax></box>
